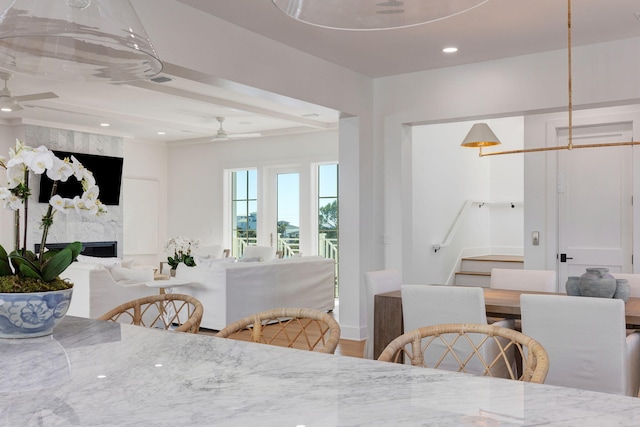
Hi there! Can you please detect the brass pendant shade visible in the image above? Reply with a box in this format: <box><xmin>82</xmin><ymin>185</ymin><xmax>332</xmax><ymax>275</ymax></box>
<box><xmin>0</xmin><ymin>0</ymin><xmax>162</xmax><ymax>82</ymax></box>
<box><xmin>460</xmin><ymin>123</ymin><xmax>501</xmax><ymax>148</ymax></box>
<box><xmin>462</xmin><ymin>0</ymin><xmax>640</xmax><ymax>157</ymax></box>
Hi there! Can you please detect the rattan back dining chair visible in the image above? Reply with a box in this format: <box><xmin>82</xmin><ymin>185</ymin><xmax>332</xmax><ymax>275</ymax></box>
<box><xmin>98</xmin><ymin>293</ymin><xmax>204</xmax><ymax>334</ymax></box>
<box><xmin>377</xmin><ymin>323</ymin><xmax>549</xmax><ymax>384</ymax></box>
<box><xmin>215</xmin><ymin>308</ymin><xmax>341</xmax><ymax>354</ymax></box>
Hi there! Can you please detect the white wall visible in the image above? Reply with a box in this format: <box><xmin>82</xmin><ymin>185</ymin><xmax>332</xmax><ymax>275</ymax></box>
<box><xmin>166</xmin><ymin>130</ymin><xmax>338</xmax><ymax>254</ymax></box>
<box><xmin>410</xmin><ymin>117</ymin><xmax>524</xmax><ymax>284</ymax></box>
<box><xmin>123</xmin><ymin>139</ymin><xmax>169</xmax><ymax>267</ymax></box>
<box><xmin>135</xmin><ymin>0</ymin><xmax>375</xmax><ymax>339</ymax></box>
<box><xmin>376</xmin><ymin>38</ymin><xmax>640</xmax><ymax>292</ymax></box>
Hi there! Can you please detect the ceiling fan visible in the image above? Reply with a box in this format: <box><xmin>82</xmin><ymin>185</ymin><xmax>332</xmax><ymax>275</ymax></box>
<box><xmin>211</xmin><ymin>116</ymin><xmax>261</xmax><ymax>140</ymax></box>
<box><xmin>0</xmin><ymin>72</ymin><xmax>59</xmax><ymax>113</ymax></box>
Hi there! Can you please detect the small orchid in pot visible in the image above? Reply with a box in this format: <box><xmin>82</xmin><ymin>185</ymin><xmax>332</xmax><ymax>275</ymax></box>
<box><xmin>164</xmin><ymin>236</ymin><xmax>199</xmax><ymax>273</ymax></box>
<box><xmin>0</xmin><ymin>140</ymin><xmax>107</xmax><ymax>338</ymax></box>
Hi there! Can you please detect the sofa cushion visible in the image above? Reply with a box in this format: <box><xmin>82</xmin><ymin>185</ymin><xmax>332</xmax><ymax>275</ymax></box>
<box><xmin>196</xmin><ymin>244</ymin><xmax>224</xmax><ymax>259</ymax></box>
<box><xmin>195</xmin><ymin>255</ymin><xmax>236</xmax><ymax>267</ymax></box>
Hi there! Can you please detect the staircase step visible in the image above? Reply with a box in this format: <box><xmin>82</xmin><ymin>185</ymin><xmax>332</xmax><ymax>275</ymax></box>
<box><xmin>454</xmin><ymin>271</ymin><xmax>491</xmax><ymax>287</ymax></box>
<box><xmin>460</xmin><ymin>255</ymin><xmax>524</xmax><ymax>274</ymax></box>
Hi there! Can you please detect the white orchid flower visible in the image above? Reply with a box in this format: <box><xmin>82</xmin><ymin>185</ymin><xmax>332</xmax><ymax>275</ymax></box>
<box><xmin>72</xmin><ymin>195</ymin><xmax>86</xmax><ymax>213</ymax></box>
<box><xmin>70</xmin><ymin>156</ymin><xmax>91</xmax><ymax>182</ymax></box>
<box><xmin>0</xmin><ymin>187</ymin><xmax>10</xmax><ymax>199</ymax></box>
<box><xmin>46</xmin><ymin>157</ymin><xmax>74</xmax><ymax>182</ymax></box>
<box><xmin>95</xmin><ymin>201</ymin><xmax>108</xmax><ymax>216</ymax></box>
<box><xmin>82</xmin><ymin>185</ymin><xmax>100</xmax><ymax>201</ymax></box>
<box><xmin>6</xmin><ymin>163</ymin><xmax>26</xmax><ymax>189</ymax></box>
<box><xmin>49</xmin><ymin>195</ymin><xmax>67</xmax><ymax>214</ymax></box>
<box><xmin>81</xmin><ymin>196</ymin><xmax>97</xmax><ymax>212</ymax></box>
<box><xmin>81</xmin><ymin>172</ymin><xmax>96</xmax><ymax>190</ymax></box>
<box><xmin>4</xmin><ymin>194</ymin><xmax>22</xmax><ymax>210</ymax></box>
<box><xmin>8</xmin><ymin>139</ymin><xmax>27</xmax><ymax>159</ymax></box>
<box><xmin>21</xmin><ymin>146</ymin><xmax>54</xmax><ymax>175</ymax></box>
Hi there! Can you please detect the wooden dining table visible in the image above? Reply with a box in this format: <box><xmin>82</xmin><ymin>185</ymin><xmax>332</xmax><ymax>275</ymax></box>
<box><xmin>373</xmin><ymin>287</ymin><xmax>640</xmax><ymax>359</ymax></box>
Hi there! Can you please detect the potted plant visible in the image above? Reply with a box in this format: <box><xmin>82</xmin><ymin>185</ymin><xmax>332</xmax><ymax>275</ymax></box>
<box><xmin>164</xmin><ymin>236</ymin><xmax>199</xmax><ymax>276</ymax></box>
<box><xmin>0</xmin><ymin>140</ymin><xmax>107</xmax><ymax>338</ymax></box>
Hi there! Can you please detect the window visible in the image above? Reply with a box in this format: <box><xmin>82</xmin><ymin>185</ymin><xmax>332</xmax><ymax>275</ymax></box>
<box><xmin>318</xmin><ymin>163</ymin><xmax>339</xmax><ymax>296</ymax></box>
<box><xmin>231</xmin><ymin>170</ymin><xmax>257</xmax><ymax>257</ymax></box>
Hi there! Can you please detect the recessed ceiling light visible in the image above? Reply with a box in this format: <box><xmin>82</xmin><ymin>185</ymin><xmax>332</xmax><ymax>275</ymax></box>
<box><xmin>157</xmin><ymin>131</ymin><xmax>166</xmax><ymax>135</ymax></box>
<box><xmin>442</xmin><ymin>47</ymin><xmax>458</xmax><ymax>53</ymax></box>
<box><xmin>100</xmin><ymin>123</ymin><xmax>110</xmax><ymax>127</ymax></box>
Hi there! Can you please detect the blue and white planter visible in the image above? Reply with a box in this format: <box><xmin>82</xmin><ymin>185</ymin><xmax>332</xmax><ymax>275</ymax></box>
<box><xmin>0</xmin><ymin>288</ymin><xmax>73</xmax><ymax>338</ymax></box>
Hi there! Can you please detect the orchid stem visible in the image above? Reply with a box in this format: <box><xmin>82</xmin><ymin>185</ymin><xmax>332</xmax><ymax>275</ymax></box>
<box><xmin>39</xmin><ymin>181</ymin><xmax>58</xmax><ymax>260</ymax></box>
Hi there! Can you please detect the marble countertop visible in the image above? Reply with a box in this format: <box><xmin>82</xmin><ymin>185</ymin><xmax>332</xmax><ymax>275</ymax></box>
<box><xmin>2</xmin><ymin>316</ymin><xmax>640</xmax><ymax>426</ymax></box>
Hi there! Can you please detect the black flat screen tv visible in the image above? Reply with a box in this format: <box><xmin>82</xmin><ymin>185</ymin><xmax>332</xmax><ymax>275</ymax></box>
<box><xmin>38</xmin><ymin>150</ymin><xmax>124</xmax><ymax>206</ymax></box>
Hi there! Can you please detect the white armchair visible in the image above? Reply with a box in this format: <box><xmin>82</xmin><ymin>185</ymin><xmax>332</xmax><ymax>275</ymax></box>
<box><xmin>364</xmin><ymin>269</ymin><xmax>402</xmax><ymax>359</ymax></box>
<box><xmin>401</xmin><ymin>284</ymin><xmax>516</xmax><ymax>377</ymax></box>
<box><xmin>62</xmin><ymin>262</ymin><xmax>157</xmax><ymax>319</ymax></box>
<box><xmin>490</xmin><ymin>268</ymin><xmax>557</xmax><ymax>293</ymax></box>
<box><xmin>521</xmin><ymin>294</ymin><xmax>640</xmax><ymax>396</ymax></box>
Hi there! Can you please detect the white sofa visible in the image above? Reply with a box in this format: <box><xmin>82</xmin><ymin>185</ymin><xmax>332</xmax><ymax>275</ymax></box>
<box><xmin>62</xmin><ymin>262</ymin><xmax>157</xmax><ymax>318</ymax></box>
<box><xmin>175</xmin><ymin>256</ymin><xmax>336</xmax><ymax>330</ymax></box>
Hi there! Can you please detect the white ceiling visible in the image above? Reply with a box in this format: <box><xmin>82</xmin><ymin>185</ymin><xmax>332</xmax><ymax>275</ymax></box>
<box><xmin>0</xmin><ymin>0</ymin><xmax>638</xmax><ymax>143</ymax></box>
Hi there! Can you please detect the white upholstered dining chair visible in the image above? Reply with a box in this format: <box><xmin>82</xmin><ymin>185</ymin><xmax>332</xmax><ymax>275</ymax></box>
<box><xmin>521</xmin><ymin>294</ymin><xmax>640</xmax><ymax>396</ymax></box>
<box><xmin>490</xmin><ymin>268</ymin><xmax>557</xmax><ymax>293</ymax></box>
<box><xmin>401</xmin><ymin>284</ymin><xmax>515</xmax><ymax>377</ymax></box>
<box><xmin>364</xmin><ymin>269</ymin><xmax>402</xmax><ymax>359</ymax></box>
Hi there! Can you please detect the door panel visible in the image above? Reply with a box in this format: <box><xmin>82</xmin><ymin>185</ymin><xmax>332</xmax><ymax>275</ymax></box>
<box><xmin>557</xmin><ymin>123</ymin><xmax>633</xmax><ymax>285</ymax></box>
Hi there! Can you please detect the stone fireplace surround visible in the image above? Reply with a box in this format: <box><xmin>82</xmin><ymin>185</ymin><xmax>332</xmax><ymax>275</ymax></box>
<box><xmin>24</xmin><ymin>125</ymin><xmax>124</xmax><ymax>258</ymax></box>
<box><xmin>34</xmin><ymin>241</ymin><xmax>118</xmax><ymax>258</ymax></box>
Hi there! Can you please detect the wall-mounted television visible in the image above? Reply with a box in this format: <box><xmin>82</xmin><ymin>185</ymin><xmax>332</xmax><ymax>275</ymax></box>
<box><xmin>38</xmin><ymin>150</ymin><xmax>124</xmax><ymax>206</ymax></box>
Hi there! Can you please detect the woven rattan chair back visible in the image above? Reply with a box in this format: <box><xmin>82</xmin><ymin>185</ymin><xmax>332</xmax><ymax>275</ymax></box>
<box><xmin>98</xmin><ymin>293</ymin><xmax>204</xmax><ymax>333</ymax></box>
<box><xmin>215</xmin><ymin>308</ymin><xmax>341</xmax><ymax>354</ymax></box>
<box><xmin>377</xmin><ymin>323</ymin><xmax>549</xmax><ymax>383</ymax></box>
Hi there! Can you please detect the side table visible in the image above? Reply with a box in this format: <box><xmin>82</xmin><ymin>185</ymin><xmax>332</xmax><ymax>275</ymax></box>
<box><xmin>145</xmin><ymin>277</ymin><xmax>191</xmax><ymax>294</ymax></box>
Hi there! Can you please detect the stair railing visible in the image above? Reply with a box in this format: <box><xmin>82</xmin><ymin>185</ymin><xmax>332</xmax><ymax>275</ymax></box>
<box><xmin>432</xmin><ymin>200</ymin><xmax>522</xmax><ymax>253</ymax></box>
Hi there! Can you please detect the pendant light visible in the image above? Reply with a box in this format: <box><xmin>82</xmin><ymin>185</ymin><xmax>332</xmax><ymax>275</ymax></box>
<box><xmin>271</xmin><ymin>0</ymin><xmax>490</xmax><ymax>31</ymax></box>
<box><xmin>0</xmin><ymin>0</ymin><xmax>162</xmax><ymax>82</ymax></box>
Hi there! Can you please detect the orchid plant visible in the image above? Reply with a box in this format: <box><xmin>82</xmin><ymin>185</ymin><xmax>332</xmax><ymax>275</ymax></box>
<box><xmin>164</xmin><ymin>236</ymin><xmax>199</xmax><ymax>269</ymax></box>
<box><xmin>0</xmin><ymin>140</ymin><xmax>108</xmax><ymax>292</ymax></box>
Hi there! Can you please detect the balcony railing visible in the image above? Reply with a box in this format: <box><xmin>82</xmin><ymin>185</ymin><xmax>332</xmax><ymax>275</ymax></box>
<box><xmin>233</xmin><ymin>234</ymin><xmax>339</xmax><ymax>296</ymax></box>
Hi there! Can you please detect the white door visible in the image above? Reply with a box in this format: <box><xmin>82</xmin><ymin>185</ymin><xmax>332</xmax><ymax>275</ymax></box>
<box><xmin>557</xmin><ymin>122</ymin><xmax>633</xmax><ymax>286</ymax></box>
<box><xmin>265</xmin><ymin>166</ymin><xmax>308</xmax><ymax>257</ymax></box>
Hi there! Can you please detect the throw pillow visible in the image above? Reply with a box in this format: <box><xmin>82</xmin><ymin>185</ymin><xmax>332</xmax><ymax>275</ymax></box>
<box><xmin>77</xmin><ymin>254</ymin><xmax>122</xmax><ymax>268</ymax></box>
<box><xmin>110</xmin><ymin>266</ymin><xmax>153</xmax><ymax>283</ymax></box>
